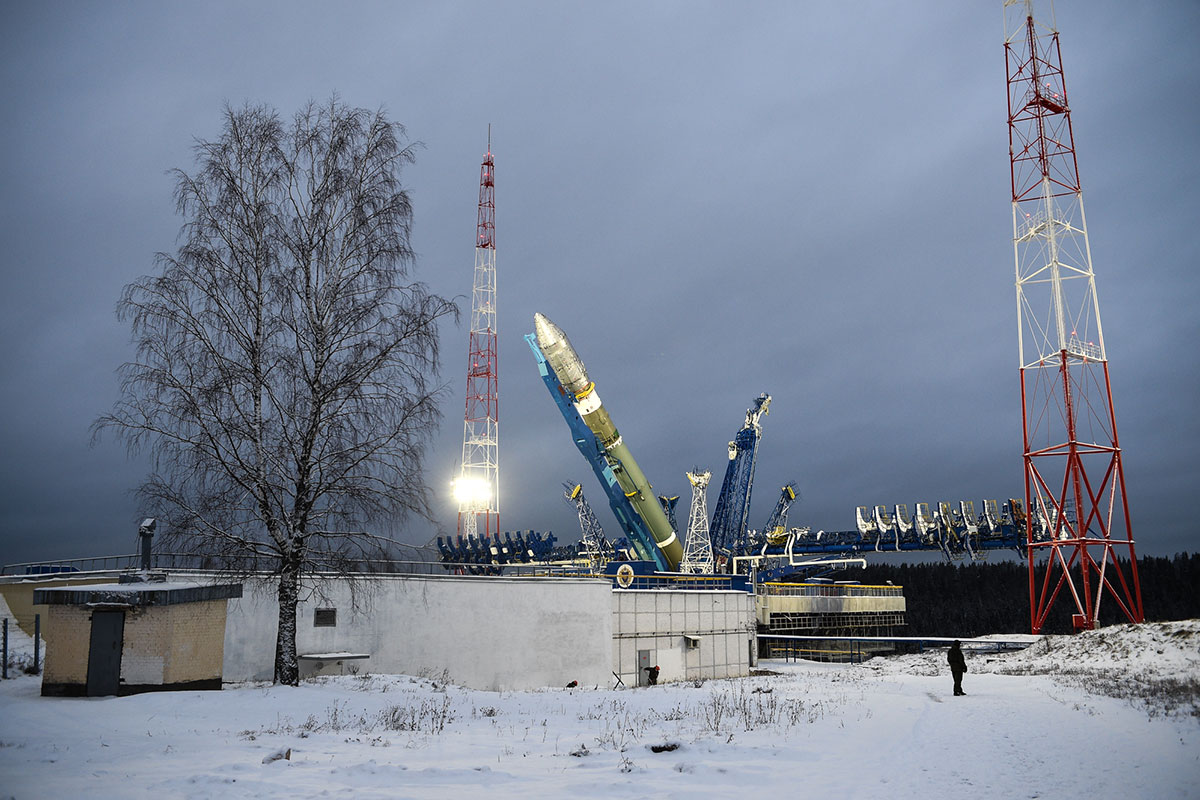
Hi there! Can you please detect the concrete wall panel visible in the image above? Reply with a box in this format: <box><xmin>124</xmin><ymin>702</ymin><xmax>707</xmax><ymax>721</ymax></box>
<box><xmin>611</xmin><ymin>590</ymin><xmax>754</xmax><ymax>686</ymax></box>
<box><xmin>223</xmin><ymin>575</ymin><xmax>612</xmax><ymax>691</ymax></box>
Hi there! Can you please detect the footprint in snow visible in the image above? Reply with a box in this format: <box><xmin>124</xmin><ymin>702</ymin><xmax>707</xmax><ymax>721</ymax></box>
<box><xmin>926</xmin><ymin>692</ymin><xmax>943</xmax><ymax>703</ymax></box>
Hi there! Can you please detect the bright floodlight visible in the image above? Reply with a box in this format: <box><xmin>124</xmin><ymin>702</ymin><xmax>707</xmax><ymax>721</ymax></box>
<box><xmin>453</xmin><ymin>475</ymin><xmax>491</xmax><ymax>506</ymax></box>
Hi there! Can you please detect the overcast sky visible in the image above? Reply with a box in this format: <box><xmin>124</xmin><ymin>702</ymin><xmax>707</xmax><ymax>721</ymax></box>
<box><xmin>1</xmin><ymin>1</ymin><xmax>1197</xmax><ymax>568</ymax></box>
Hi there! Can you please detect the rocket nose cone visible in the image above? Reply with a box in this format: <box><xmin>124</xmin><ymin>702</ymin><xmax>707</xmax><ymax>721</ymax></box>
<box><xmin>534</xmin><ymin>311</ymin><xmax>590</xmax><ymax>392</ymax></box>
<box><xmin>533</xmin><ymin>312</ymin><xmax>562</xmax><ymax>348</ymax></box>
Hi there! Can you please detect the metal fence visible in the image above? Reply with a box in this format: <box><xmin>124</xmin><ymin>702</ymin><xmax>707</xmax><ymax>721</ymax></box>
<box><xmin>763</xmin><ymin>636</ymin><xmax>868</xmax><ymax>664</ymax></box>
<box><xmin>759</xmin><ymin>633</ymin><xmax>1034</xmax><ymax>665</ymax></box>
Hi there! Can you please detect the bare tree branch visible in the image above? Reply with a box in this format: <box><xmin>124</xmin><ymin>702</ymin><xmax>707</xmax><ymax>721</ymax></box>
<box><xmin>94</xmin><ymin>99</ymin><xmax>457</xmax><ymax>685</ymax></box>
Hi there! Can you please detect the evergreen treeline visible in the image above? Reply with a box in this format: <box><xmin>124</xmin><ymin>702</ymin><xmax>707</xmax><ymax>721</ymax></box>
<box><xmin>847</xmin><ymin>553</ymin><xmax>1200</xmax><ymax>637</ymax></box>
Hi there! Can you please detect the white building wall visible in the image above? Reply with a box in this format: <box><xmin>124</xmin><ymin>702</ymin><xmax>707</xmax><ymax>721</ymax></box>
<box><xmin>611</xmin><ymin>590</ymin><xmax>755</xmax><ymax>686</ymax></box>
<box><xmin>223</xmin><ymin>574</ymin><xmax>613</xmax><ymax>691</ymax></box>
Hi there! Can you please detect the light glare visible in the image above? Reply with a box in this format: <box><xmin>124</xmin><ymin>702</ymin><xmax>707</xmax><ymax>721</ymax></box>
<box><xmin>453</xmin><ymin>475</ymin><xmax>491</xmax><ymax>505</ymax></box>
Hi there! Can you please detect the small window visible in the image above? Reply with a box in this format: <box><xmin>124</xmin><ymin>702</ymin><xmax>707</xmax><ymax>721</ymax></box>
<box><xmin>313</xmin><ymin>608</ymin><xmax>337</xmax><ymax>627</ymax></box>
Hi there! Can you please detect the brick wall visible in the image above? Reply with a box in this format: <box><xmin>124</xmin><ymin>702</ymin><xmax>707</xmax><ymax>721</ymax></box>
<box><xmin>41</xmin><ymin>599</ymin><xmax>229</xmax><ymax>693</ymax></box>
<box><xmin>122</xmin><ymin>600</ymin><xmax>227</xmax><ymax>686</ymax></box>
<box><xmin>162</xmin><ymin>599</ymin><xmax>226</xmax><ymax>684</ymax></box>
<box><xmin>41</xmin><ymin>606</ymin><xmax>92</xmax><ymax>685</ymax></box>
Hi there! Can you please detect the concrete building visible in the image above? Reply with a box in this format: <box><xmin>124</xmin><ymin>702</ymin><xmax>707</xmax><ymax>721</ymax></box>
<box><xmin>224</xmin><ymin>573</ymin><xmax>756</xmax><ymax>690</ymax></box>
<box><xmin>34</xmin><ymin>579</ymin><xmax>242</xmax><ymax>696</ymax></box>
<box><xmin>5</xmin><ymin>570</ymin><xmax>758</xmax><ymax>692</ymax></box>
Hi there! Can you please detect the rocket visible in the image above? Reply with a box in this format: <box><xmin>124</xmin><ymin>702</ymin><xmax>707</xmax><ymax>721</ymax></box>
<box><xmin>534</xmin><ymin>313</ymin><xmax>684</xmax><ymax>571</ymax></box>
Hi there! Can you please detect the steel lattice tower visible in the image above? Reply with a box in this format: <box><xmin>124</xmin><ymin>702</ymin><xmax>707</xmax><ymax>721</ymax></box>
<box><xmin>1004</xmin><ymin>1</ymin><xmax>1143</xmax><ymax>633</ymax></box>
<box><xmin>681</xmin><ymin>471</ymin><xmax>714</xmax><ymax>574</ymax></box>
<box><xmin>563</xmin><ymin>482</ymin><xmax>613</xmax><ymax>570</ymax></box>
<box><xmin>455</xmin><ymin>132</ymin><xmax>498</xmax><ymax>538</ymax></box>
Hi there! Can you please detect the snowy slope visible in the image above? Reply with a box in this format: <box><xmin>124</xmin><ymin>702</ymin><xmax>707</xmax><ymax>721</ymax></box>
<box><xmin>0</xmin><ymin>592</ymin><xmax>36</xmax><ymax>675</ymax></box>
<box><xmin>0</xmin><ymin>622</ymin><xmax>1196</xmax><ymax>799</ymax></box>
<box><xmin>876</xmin><ymin>622</ymin><xmax>1200</xmax><ymax>680</ymax></box>
<box><xmin>867</xmin><ymin>621</ymin><xmax>1200</xmax><ymax>719</ymax></box>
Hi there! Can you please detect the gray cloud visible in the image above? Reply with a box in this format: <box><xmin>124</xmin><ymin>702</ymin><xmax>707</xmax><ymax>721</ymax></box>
<box><xmin>1</xmin><ymin>1</ymin><xmax>1196</xmax><ymax>567</ymax></box>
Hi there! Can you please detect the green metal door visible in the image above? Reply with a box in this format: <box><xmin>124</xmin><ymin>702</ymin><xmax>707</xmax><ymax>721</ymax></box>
<box><xmin>86</xmin><ymin>610</ymin><xmax>124</xmax><ymax>696</ymax></box>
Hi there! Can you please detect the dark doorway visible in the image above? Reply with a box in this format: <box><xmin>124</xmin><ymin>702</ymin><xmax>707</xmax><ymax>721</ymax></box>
<box><xmin>86</xmin><ymin>610</ymin><xmax>125</xmax><ymax>696</ymax></box>
<box><xmin>637</xmin><ymin>648</ymin><xmax>655</xmax><ymax>687</ymax></box>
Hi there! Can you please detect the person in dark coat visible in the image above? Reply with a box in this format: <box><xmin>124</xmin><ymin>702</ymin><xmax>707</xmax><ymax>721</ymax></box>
<box><xmin>644</xmin><ymin>665</ymin><xmax>660</xmax><ymax>686</ymax></box>
<box><xmin>947</xmin><ymin>640</ymin><xmax>967</xmax><ymax>696</ymax></box>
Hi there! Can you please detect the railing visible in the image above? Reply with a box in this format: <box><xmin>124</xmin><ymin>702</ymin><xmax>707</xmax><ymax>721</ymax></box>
<box><xmin>1066</xmin><ymin>335</ymin><xmax>1103</xmax><ymax>361</ymax></box>
<box><xmin>2</xmin><ymin>554</ymin><xmax>448</xmax><ymax>577</ymax></box>
<box><xmin>429</xmin><ymin>561</ymin><xmax>597</xmax><ymax>579</ymax></box>
<box><xmin>4</xmin><ymin>553</ymin><xmax>759</xmax><ymax>589</ymax></box>
<box><xmin>763</xmin><ymin>636</ymin><xmax>866</xmax><ymax>664</ymax></box>
<box><xmin>5</xmin><ymin>553</ymin><xmax>768</xmax><ymax>594</ymax></box>
<box><xmin>611</xmin><ymin>572</ymin><xmax>752</xmax><ymax>592</ymax></box>
<box><xmin>758</xmin><ymin>582</ymin><xmax>904</xmax><ymax>599</ymax></box>
<box><xmin>2</xmin><ymin>557</ymin><xmax>619</xmax><ymax>581</ymax></box>
<box><xmin>2</xmin><ymin>553</ymin><xmax>142</xmax><ymax>575</ymax></box>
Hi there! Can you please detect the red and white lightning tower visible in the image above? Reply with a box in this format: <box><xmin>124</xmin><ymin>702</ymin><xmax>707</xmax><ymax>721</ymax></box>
<box><xmin>1004</xmin><ymin>1</ymin><xmax>1143</xmax><ymax>633</ymax></box>
<box><xmin>455</xmin><ymin>130</ymin><xmax>499</xmax><ymax>538</ymax></box>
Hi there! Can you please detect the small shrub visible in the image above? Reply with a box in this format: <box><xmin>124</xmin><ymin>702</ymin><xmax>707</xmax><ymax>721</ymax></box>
<box><xmin>380</xmin><ymin>695</ymin><xmax>453</xmax><ymax>734</ymax></box>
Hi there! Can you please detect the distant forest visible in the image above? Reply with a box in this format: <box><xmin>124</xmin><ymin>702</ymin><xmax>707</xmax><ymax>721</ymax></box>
<box><xmin>844</xmin><ymin>553</ymin><xmax>1200</xmax><ymax>637</ymax></box>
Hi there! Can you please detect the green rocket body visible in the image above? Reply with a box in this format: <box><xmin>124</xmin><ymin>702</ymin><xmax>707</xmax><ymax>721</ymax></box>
<box><xmin>534</xmin><ymin>313</ymin><xmax>683</xmax><ymax>570</ymax></box>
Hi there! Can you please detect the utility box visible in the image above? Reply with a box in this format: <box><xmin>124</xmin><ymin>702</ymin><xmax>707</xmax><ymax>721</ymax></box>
<box><xmin>298</xmin><ymin>652</ymin><xmax>371</xmax><ymax>679</ymax></box>
<box><xmin>34</xmin><ymin>578</ymin><xmax>242</xmax><ymax>697</ymax></box>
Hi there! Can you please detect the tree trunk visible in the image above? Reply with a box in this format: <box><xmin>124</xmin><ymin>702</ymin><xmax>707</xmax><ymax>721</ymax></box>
<box><xmin>274</xmin><ymin>558</ymin><xmax>301</xmax><ymax>685</ymax></box>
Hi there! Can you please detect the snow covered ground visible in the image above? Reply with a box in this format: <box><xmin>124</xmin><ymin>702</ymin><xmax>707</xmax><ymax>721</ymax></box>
<box><xmin>1</xmin><ymin>622</ymin><xmax>1197</xmax><ymax>799</ymax></box>
<box><xmin>0</xmin><ymin>592</ymin><xmax>37</xmax><ymax>678</ymax></box>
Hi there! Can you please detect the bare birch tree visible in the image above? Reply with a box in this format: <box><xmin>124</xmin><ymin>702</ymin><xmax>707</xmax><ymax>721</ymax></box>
<box><xmin>96</xmin><ymin>99</ymin><xmax>455</xmax><ymax>685</ymax></box>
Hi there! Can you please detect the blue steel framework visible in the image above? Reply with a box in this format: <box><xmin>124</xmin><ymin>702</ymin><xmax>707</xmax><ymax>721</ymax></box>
<box><xmin>751</xmin><ymin>498</ymin><xmax>1044</xmax><ymax>581</ymax></box>
<box><xmin>526</xmin><ymin>334</ymin><xmax>669</xmax><ymax>570</ymax></box>
<box><xmin>564</xmin><ymin>482</ymin><xmax>616</xmax><ymax>567</ymax></box>
<box><xmin>709</xmin><ymin>394</ymin><xmax>771</xmax><ymax>568</ymax></box>
<box><xmin>757</xmin><ymin>484</ymin><xmax>797</xmax><ymax>546</ymax></box>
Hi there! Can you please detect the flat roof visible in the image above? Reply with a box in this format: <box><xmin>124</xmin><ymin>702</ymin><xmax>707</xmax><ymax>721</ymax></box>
<box><xmin>33</xmin><ymin>581</ymin><xmax>242</xmax><ymax>607</ymax></box>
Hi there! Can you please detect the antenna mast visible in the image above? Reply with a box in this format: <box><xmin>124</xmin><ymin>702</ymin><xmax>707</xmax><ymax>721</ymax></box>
<box><xmin>1004</xmin><ymin>1</ymin><xmax>1143</xmax><ymax>632</ymax></box>
<box><xmin>456</xmin><ymin>130</ymin><xmax>499</xmax><ymax>538</ymax></box>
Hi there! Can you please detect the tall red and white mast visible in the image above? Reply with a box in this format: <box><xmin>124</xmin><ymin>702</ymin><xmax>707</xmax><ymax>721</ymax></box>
<box><xmin>1004</xmin><ymin>1</ymin><xmax>1143</xmax><ymax>632</ymax></box>
<box><xmin>455</xmin><ymin>130</ymin><xmax>499</xmax><ymax>538</ymax></box>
